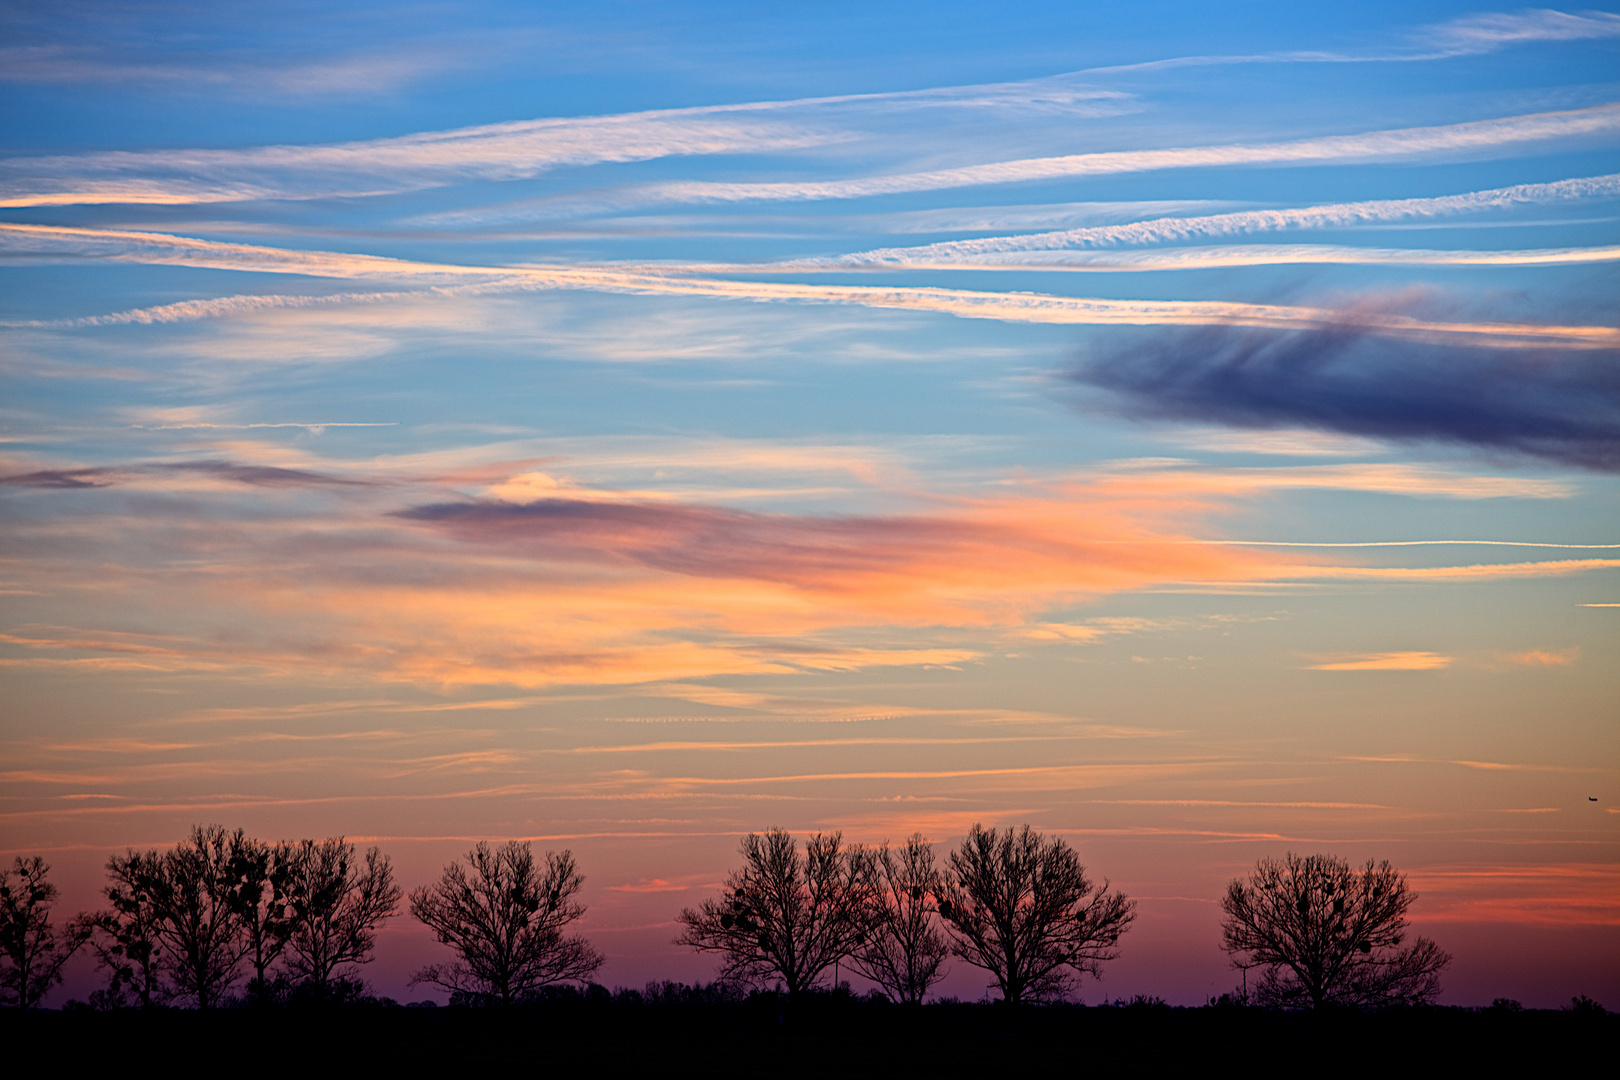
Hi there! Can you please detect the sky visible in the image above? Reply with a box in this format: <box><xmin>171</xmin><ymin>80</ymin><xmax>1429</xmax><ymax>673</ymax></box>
<box><xmin>1</xmin><ymin>2</ymin><xmax>1617</xmax><ymax>1007</ymax></box>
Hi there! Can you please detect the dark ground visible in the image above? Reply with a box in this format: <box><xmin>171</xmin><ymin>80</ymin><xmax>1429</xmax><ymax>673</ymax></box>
<box><xmin>6</xmin><ymin>992</ymin><xmax>1612</xmax><ymax>1076</ymax></box>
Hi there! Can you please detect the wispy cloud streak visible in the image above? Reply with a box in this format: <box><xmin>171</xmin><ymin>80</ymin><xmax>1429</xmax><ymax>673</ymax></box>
<box><xmin>6</xmin><ymin>223</ymin><xmax>1615</xmax><ymax>347</ymax></box>
<box><xmin>821</xmin><ymin>174</ymin><xmax>1620</xmax><ymax>266</ymax></box>
<box><xmin>1423</xmin><ymin>9</ymin><xmax>1620</xmax><ymax>54</ymax></box>
<box><xmin>535</xmin><ymin>104</ymin><xmax>1620</xmax><ymax>212</ymax></box>
<box><xmin>0</xmin><ymin>459</ymin><xmax>369</xmax><ymax>490</ymax></box>
<box><xmin>0</xmin><ymin>110</ymin><xmax>837</xmax><ymax>207</ymax></box>
<box><xmin>4</xmin><ymin>448</ymin><xmax>1602</xmax><ymax>687</ymax></box>
<box><xmin>804</xmin><ymin>242</ymin><xmax>1620</xmax><ymax>273</ymax></box>
<box><xmin>1084</xmin><ymin>8</ymin><xmax>1620</xmax><ymax>74</ymax></box>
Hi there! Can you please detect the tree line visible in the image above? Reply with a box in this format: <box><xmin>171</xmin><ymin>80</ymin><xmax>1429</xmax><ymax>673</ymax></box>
<box><xmin>2</xmin><ymin>822</ymin><xmax>1457</xmax><ymax>1010</ymax></box>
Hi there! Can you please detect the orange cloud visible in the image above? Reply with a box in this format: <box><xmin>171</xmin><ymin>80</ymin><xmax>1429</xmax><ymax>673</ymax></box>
<box><xmin>605</xmin><ymin>878</ymin><xmax>698</xmax><ymax>893</ymax></box>
<box><xmin>1308</xmin><ymin>652</ymin><xmax>1453</xmax><ymax>670</ymax></box>
<box><xmin>1410</xmin><ymin>864</ymin><xmax>1620</xmax><ymax>927</ymax></box>
<box><xmin>1499</xmin><ymin>647</ymin><xmax>1579</xmax><ymax>666</ymax></box>
<box><xmin>7</xmin><ymin>446</ymin><xmax>1611</xmax><ymax>690</ymax></box>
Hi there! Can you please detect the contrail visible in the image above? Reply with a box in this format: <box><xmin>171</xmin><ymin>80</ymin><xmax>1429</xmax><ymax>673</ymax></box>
<box><xmin>6</xmin><ymin>222</ymin><xmax>1616</xmax><ymax>347</ymax></box>
<box><xmin>615</xmin><ymin>104</ymin><xmax>1620</xmax><ymax>209</ymax></box>
<box><xmin>817</xmin><ymin>173</ymin><xmax>1620</xmax><ymax>266</ymax></box>
<box><xmin>1194</xmin><ymin>540</ymin><xmax>1620</xmax><ymax>548</ymax></box>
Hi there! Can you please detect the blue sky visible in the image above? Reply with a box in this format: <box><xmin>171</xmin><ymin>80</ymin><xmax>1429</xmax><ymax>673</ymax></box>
<box><xmin>1</xmin><ymin>3</ymin><xmax>1617</xmax><ymax>1006</ymax></box>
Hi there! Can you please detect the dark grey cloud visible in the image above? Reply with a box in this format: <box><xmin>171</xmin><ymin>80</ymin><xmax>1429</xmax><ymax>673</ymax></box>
<box><xmin>1066</xmin><ymin>319</ymin><xmax>1620</xmax><ymax>470</ymax></box>
<box><xmin>0</xmin><ymin>460</ymin><xmax>366</xmax><ymax>489</ymax></box>
<box><xmin>397</xmin><ymin>497</ymin><xmax>965</xmax><ymax>584</ymax></box>
<box><xmin>0</xmin><ymin>467</ymin><xmax>113</xmax><ymax>488</ymax></box>
<box><xmin>159</xmin><ymin>460</ymin><xmax>368</xmax><ymax>487</ymax></box>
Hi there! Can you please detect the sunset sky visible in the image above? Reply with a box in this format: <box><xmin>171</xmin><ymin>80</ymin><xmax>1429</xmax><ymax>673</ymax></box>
<box><xmin>2</xmin><ymin>2</ymin><xmax>1616</xmax><ymax>1006</ymax></box>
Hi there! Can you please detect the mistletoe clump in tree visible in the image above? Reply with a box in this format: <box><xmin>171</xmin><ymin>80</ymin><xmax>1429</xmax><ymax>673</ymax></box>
<box><xmin>1</xmin><ymin>857</ymin><xmax>87</xmax><ymax>1010</ymax></box>
<box><xmin>935</xmin><ymin>824</ymin><xmax>1135</xmax><ymax>1005</ymax></box>
<box><xmin>677</xmin><ymin>828</ymin><xmax>880</xmax><ymax>1001</ymax></box>
<box><xmin>410</xmin><ymin>841</ymin><xmax>603</xmax><ymax>1004</ymax></box>
<box><xmin>850</xmin><ymin>834</ymin><xmax>949</xmax><ymax>1005</ymax></box>
<box><xmin>1220</xmin><ymin>852</ymin><xmax>1450</xmax><ymax>1009</ymax></box>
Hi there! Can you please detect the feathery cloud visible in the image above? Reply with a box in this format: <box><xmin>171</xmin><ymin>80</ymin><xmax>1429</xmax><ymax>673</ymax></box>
<box><xmin>7</xmin><ymin>223</ymin><xmax>1616</xmax><ymax>348</ymax></box>
<box><xmin>528</xmin><ymin>104</ymin><xmax>1620</xmax><ymax>212</ymax></box>
<box><xmin>1084</xmin><ymin>7</ymin><xmax>1620</xmax><ymax>74</ymax></box>
<box><xmin>0</xmin><ymin>110</ymin><xmax>838</xmax><ymax>208</ymax></box>
<box><xmin>1425</xmin><ymin>8</ymin><xmax>1620</xmax><ymax>53</ymax></box>
<box><xmin>823</xmin><ymin>173</ymin><xmax>1620</xmax><ymax>267</ymax></box>
<box><xmin>801</xmin><ymin>242</ymin><xmax>1620</xmax><ymax>273</ymax></box>
<box><xmin>6</xmin><ymin>445</ymin><xmax>1608</xmax><ymax>689</ymax></box>
<box><xmin>1498</xmin><ymin>647</ymin><xmax>1580</xmax><ymax>665</ymax></box>
<box><xmin>1308</xmin><ymin>652</ymin><xmax>1453</xmax><ymax>670</ymax></box>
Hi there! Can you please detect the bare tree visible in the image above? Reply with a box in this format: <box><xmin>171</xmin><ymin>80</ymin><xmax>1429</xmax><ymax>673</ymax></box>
<box><xmin>227</xmin><ymin>836</ymin><xmax>296</xmax><ymax>1005</ymax></box>
<box><xmin>850</xmin><ymin>834</ymin><xmax>949</xmax><ymax>1004</ymax></box>
<box><xmin>0</xmin><ymin>857</ymin><xmax>88</xmax><ymax>1009</ymax></box>
<box><xmin>410</xmin><ymin>841</ymin><xmax>604</xmax><ymax>1004</ymax></box>
<box><xmin>79</xmin><ymin>848</ymin><xmax>167</xmax><ymax>1008</ymax></box>
<box><xmin>151</xmin><ymin>825</ymin><xmax>250</xmax><ymax>1008</ymax></box>
<box><xmin>676</xmin><ymin>828</ymin><xmax>880</xmax><ymax>1000</ymax></box>
<box><xmin>282</xmin><ymin>838</ymin><xmax>400</xmax><ymax>998</ymax></box>
<box><xmin>936</xmin><ymin>824</ymin><xmax>1135</xmax><ymax>1004</ymax></box>
<box><xmin>1220</xmin><ymin>852</ymin><xmax>1450</xmax><ymax>1009</ymax></box>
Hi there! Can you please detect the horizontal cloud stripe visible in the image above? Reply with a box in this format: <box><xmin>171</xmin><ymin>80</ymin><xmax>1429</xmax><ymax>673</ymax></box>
<box><xmin>823</xmin><ymin>173</ymin><xmax>1620</xmax><ymax>265</ymax></box>
<box><xmin>623</xmin><ymin>104</ymin><xmax>1620</xmax><ymax>207</ymax></box>
<box><xmin>1280</xmin><ymin>559</ymin><xmax>1620</xmax><ymax>579</ymax></box>
<box><xmin>6</xmin><ymin>102</ymin><xmax>1617</xmax><ymax>209</ymax></box>
<box><xmin>1194</xmin><ymin>540</ymin><xmax>1620</xmax><ymax>548</ymax></box>
<box><xmin>0</xmin><ymin>112</ymin><xmax>834</xmax><ymax>207</ymax></box>
<box><xmin>5</xmin><ymin>223</ymin><xmax>1616</xmax><ymax>347</ymax></box>
<box><xmin>796</xmin><ymin>243</ymin><xmax>1620</xmax><ymax>272</ymax></box>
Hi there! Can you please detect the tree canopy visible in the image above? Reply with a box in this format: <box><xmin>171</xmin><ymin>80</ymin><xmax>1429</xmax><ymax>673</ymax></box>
<box><xmin>936</xmin><ymin>824</ymin><xmax>1134</xmax><ymax>1004</ymax></box>
<box><xmin>410</xmin><ymin>841</ymin><xmax>604</xmax><ymax>1004</ymax></box>
<box><xmin>1</xmin><ymin>856</ymin><xmax>86</xmax><ymax>1010</ymax></box>
<box><xmin>281</xmin><ymin>838</ymin><xmax>400</xmax><ymax>1000</ymax></box>
<box><xmin>1220</xmin><ymin>852</ymin><xmax>1450</xmax><ymax>1009</ymax></box>
<box><xmin>850</xmin><ymin>834</ymin><xmax>949</xmax><ymax>1005</ymax></box>
<box><xmin>677</xmin><ymin>828</ymin><xmax>880</xmax><ymax>999</ymax></box>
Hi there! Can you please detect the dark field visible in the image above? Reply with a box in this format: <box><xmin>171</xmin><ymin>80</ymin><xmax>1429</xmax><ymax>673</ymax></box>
<box><xmin>7</xmin><ymin>994</ymin><xmax>1613</xmax><ymax>1076</ymax></box>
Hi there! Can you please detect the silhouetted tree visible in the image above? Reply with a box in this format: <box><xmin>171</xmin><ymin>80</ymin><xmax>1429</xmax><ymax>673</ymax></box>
<box><xmin>1220</xmin><ymin>852</ymin><xmax>1450</xmax><ymax>1009</ymax></box>
<box><xmin>850</xmin><ymin>834</ymin><xmax>948</xmax><ymax>1004</ymax></box>
<box><xmin>676</xmin><ymin>828</ymin><xmax>880</xmax><ymax>999</ymax></box>
<box><xmin>282</xmin><ymin>837</ymin><xmax>400</xmax><ymax>998</ymax></box>
<box><xmin>0</xmin><ymin>856</ymin><xmax>87</xmax><ymax>1009</ymax></box>
<box><xmin>151</xmin><ymin>825</ymin><xmax>251</xmax><ymax>1008</ymax></box>
<box><xmin>409</xmin><ymin>841</ymin><xmax>604</xmax><ymax>1004</ymax></box>
<box><xmin>936</xmin><ymin>824</ymin><xmax>1135</xmax><ymax>1004</ymax></box>
<box><xmin>227</xmin><ymin>836</ymin><xmax>296</xmax><ymax>1005</ymax></box>
<box><xmin>80</xmin><ymin>848</ymin><xmax>167</xmax><ymax>1007</ymax></box>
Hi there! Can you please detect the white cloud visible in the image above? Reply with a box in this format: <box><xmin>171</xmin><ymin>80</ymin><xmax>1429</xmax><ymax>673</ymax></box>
<box><xmin>0</xmin><ymin>112</ymin><xmax>841</xmax><ymax>208</ymax></box>
<box><xmin>462</xmin><ymin>104</ymin><xmax>1620</xmax><ymax>217</ymax></box>
<box><xmin>807</xmin><ymin>242</ymin><xmax>1620</xmax><ymax>273</ymax></box>
<box><xmin>1425</xmin><ymin>8</ymin><xmax>1620</xmax><ymax>53</ymax></box>
<box><xmin>820</xmin><ymin>173</ymin><xmax>1620</xmax><ymax>265</ymax></box>
<box><xmin>7</xmin><ymin>222</ymin><xmax>1619</xmax><ymax>349</ymax></box>
<box><xmin>1081</xmin><ymin>6</ymin><xmax>1620</xmax><ymax>75</ymax></box>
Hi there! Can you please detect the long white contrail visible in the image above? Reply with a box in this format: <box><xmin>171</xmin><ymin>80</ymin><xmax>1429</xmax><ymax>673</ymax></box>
<box><xmin>607</xmin><ymin>104</ymin><xmax>1620</xmax><ymax>209</ymax></box>
<box><xmin>5</xmin><ymin>222</ymin><xmax>1617</xmax><ymax>348</ymax></box>
<box><xmin>791</xmin><ymin>243</ymin><xmax>1620</xmax><ymax>273</ymax></box>
<box><xmin>815</xmin><ymin>173</ymin><xmax>1620</xmax><ymax>266</ymax></box>
<box><xmin>0</xmin><ymin>113</ymin><xmax>838</xmax><ymax>209</ymax></box>
<box><xmin>1189</xmin><ymin>540</ymin><xmax>1620</xmax><ymax>548</ymax></box>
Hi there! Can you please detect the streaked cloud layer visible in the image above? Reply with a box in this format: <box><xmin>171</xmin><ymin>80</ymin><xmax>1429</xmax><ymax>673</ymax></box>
<box><xmin>2</xmin><ymin>3</ymin><xmax>1615</xmax><ymax>1007</ymax></box>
